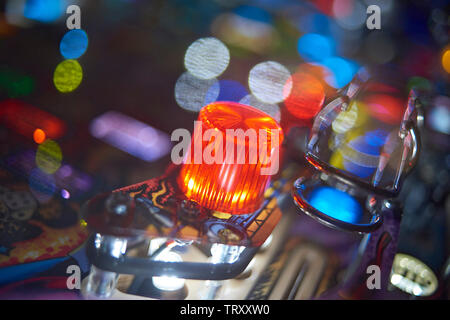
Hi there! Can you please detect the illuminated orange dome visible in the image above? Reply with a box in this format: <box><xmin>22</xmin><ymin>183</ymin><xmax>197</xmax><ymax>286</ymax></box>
<box><xmin>178</xmin><ymin>101</ymin><xmax>283</xmax><ymax>214</ymax></box>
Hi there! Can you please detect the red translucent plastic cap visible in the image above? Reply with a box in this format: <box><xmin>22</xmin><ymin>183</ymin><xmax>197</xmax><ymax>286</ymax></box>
<box><xmin>178</xmin><ymin>101</ymin><xmax>284</xmax><ymax>214</ymax></box>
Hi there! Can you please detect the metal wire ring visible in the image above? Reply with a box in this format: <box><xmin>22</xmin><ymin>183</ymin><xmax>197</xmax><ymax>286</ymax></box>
<box><xmin>292</xmin><ymin>176</ymin><xmax>383</xmax><ymax>234</ymax></box>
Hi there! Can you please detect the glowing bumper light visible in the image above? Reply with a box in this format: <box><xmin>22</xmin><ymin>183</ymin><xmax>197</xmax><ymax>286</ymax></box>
<box><xmin>178</xmin><ymin>102</ymin><xmax>283</xmax><ymax>215</ymax></box>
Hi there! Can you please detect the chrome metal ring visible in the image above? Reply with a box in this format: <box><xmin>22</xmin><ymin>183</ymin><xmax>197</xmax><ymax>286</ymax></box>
<box><xmin>292</xmin><ymin>176</ymin><xmax>383</xmax><ymax>234</ymax></box>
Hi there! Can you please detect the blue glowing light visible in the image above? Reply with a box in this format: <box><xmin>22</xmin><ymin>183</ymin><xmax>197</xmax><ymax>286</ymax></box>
<box><xmin>322</xmin><ymin>57</ymin><xmax>359</xmax><ymax>89</ymax></box>
<box><xmin>343</xmin><ymin>136</ymin><xmax>380</xmax><ymax>178</ymax></box>
<box><xmin>210</xmin><ymin>80</ymin><xmax>248</xmax><ymax>103</ymax></box>
<box><xmin>60</xmin><ymin>29</ymin><xmax>89</xmax><ymax>59</ymax></box>
<box><xmin>307</xmin><ymin>186</ymin><xmax>362</xmax><ymax>224</ymax></box>
<box><xmin>24</xmin><ymin>0</ymin><xmax>65</xmax><ymax>23</ymax></box>
<box><xmin>364</xmin><ymin>129</ymin><xmax>388</xmax><ymax>147</ymax></box>
<box><xmin>297</xmin><ymin>33</ymin><xmax>335</xmax><ymax>62</ymax></box>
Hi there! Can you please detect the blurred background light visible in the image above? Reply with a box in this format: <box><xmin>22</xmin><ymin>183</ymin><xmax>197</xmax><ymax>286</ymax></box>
<box><xmin>321</xmin><ymin>56</ymin><xmax>358</xmax><ymax>89</ymax></box>
<box><xmin>428</xmin><ymin>96</ymin><xmax>450</xmax><ymax>135</ymax></box>
<box><xmin>442</xmin><ymin>48</ymin><xmax>450</xmax><ymax>74</ymax></box>
<box><xmin>284</xmin><ymin>71</ymin><xmax>325</xmax><ymax>119</ymax></box>
<box><xmin>364</xmin><ymin>129</ymin><xmax>388</xmax><ymax>147</ymax></box>
<box><xmin>213</xmin><ymin>79</ymin><xmax>248</xmax><ymax>103</ymax></box>
<box><xmin>296</xmin><ymin>12</ymin><xmax>332</xmax><ymax>35</ymax></box>
<box><xmin>24</xmin><ymin>0</ymin><xmax>66</xmax><ymax>23</ymax></box>
<box><xmin>174</xmin><ymin>72</ymin><xmax>219</xmax><ymax>112</ymax></box>
<box><xmin>333</xmin><ymin>0</ymin><xmax>366</xmax><ymax>31</ymax></box>
<box><xmin>184</xmin><ymin>37</ymin><xmax>230</xmax><ymax>80</ymax></box>
<box><xmin>0</xmin><ymin>68</ymin><xmax>35</xmax><ymax>98</ymax></box>
<box><xmin>297</xmin><ymin>33</ymin><xmax>335</xmax><ymax>62</ymax></box>
<box><xmin>248</xmin><ymin>61</ymin><xmax>291</xmax><ymax>104</ymax></box>
<box><xmin>33</xmin><ymin>128</ymin><xmax>46</xmax><ymax>144</ymax></box>
<box><xmin>60</xmin><ymin>29</ymin><xmax>89</xmax><ymax>59</ymax></box>
<box><xmin>0</xmin><ymin>100</ymin><xmax>66</xmax><ymax>140</ymax></box>
<box><xmin>60</xmin><ymin>189</ymin><xmax>70</xmax><ymax>199</ymax></box>
<box><xmin>407</xmin><ymin>76</ymin><xmax>432</xmax><ymax>92</ymax></box>
<box><xmin>341</xmin><ymin>135</ymin><xmax>381</xmax><ymax>178</ymax></box>
<box><xmin>89</xmin><ymin>111</ymin><xmax>171</xmax><ymax>162</ymax></box>
<box><xmin>53</xmin><ymin>59</ymin><xmax>83</xmax><ymax>93</ymax></box>
<box><xmin>35</xmin><ymin>139</ymin><xmax>63</xmax><ymax>174</ymax></box>
<box><xmin>332</xmin><ymin>101</ymin><xmax>358</xmax><ymax>134</ymax></box>
<box><xmin>364</xmin><ymin>93</ymin><xmax>404</xmax><ymax>125</ymax></box>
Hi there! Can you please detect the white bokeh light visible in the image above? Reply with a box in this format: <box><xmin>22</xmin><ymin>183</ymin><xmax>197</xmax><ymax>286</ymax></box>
<box><xmin>248</xmin><ymin>61</ymin><xmax>291</xmax><ymax>104</ymax></box>
<box><xmin>175</xmin><ymin>72</ymin><xmax>220</xmax><ymax>112</ymax></box>
<box><xmin>184</xmin><ymin>37</ymin><xmax>230</xmax><ymax>80</ymax></box>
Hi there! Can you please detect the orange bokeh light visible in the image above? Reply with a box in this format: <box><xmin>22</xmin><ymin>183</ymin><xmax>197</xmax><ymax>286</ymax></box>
<box><xmin>33</xmin><ymin>128</ymin><xmax>46</xmax><ymax>144</ymax></box>
<box><xmin>442</xmin><ymin>49</ymin><xmax>450</xmax><ymax>74</ymax></box>
<box><xmin>284</xmin><ymin>72</ymin><xmax>325</xmax><ymax>120</ymax></box>
<box><xmin>178</xmin><ymin>102</ymin><xmax>283</xmax><ymax>215</ymax></box>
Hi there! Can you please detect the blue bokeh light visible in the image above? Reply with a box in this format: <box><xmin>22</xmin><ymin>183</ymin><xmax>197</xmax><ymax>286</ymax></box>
<box><xmin>24</xmin><ymin>0</ymin><xmax>65</xmax><ymax>23</ymax></box>
<box><xmin>60</xmin><ymin>29</ymin><xmax>89</xmax><ymax>59</ymax></box>
<box><xmin>364</xmin><ymin>129</ymin><xmax>388</xmax><ymax>147</ymax></box>
<box><xmin>322</xmin><ymin>57</ymin><xmax>359</xmax><ymax>89</ymax></box>
<box><xmin>307</xmin><ymin>186</ymin><xmax>362</xmax><ymax>224</ymax></box>
<box><xmin>343</xmin><ymin>136</ymin><xmax>381</xmax><ymax>178</ymax></box>
<box><xmin>207</xmin><ymin>80</ymin><xmax>248</xmax><ymax>103</ymax></box>
<box><xmin>297</xmin><ymin>33</ymin><xmax>335</xmax><ymax>62</ymax></box>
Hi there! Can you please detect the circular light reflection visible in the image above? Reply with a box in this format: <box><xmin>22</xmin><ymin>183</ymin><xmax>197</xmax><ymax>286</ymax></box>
<box><xmin>334</xmin><ymin>0</ymin><xmax>366</xmax><ymax>30</ymax></box>
<box><xmin>53</xmin><ymin>59</ymin><xmax>83</xmax><ymax>93</ymax></box>
<box><xmin>184</xmin><ymin>37</ymin><xmax>230</xmax><ymax>80</ymax></box>
<box><xmin>24</xmin><ymin>0</ymin><xmax>65</xmax><ymax>23</ymax></box>
<box><xmin>248</xmin><ymin>61</ymin><xmax>291</xmax><ymax>104</ymax></box>
<box><xmin>33</xmin><ymin>128</ymin><xmax>46</xmax><ymax>144</ymax></box>
<box><xmin>35</xmin><ymin>139</ymin><xmax>62</xmax><ymax>174</ymax></box>
<box><xmin>322</xmin><ymin>57</ymin><xmax>358</xmax><ymax>89</ymax></box>
<box><xmin>442</xmin><ymin>49</ymin><xmax>450</xmax><ymax>74</ymax></box>
<box><xmin>297</xmin><ymin>33</ymin><xmax>334</xmax><ymax>62</ymax></box>
<box><xmin>60</xmin><ymin>29</ymin><xmax>89</xmax><ymax>59</ymax></box>
<box><xmin>174</xmin><ymin>72</ymin><xmax>219</xmax><ymax>112</ymax></box>
<box><xmin>214</xmin><ymin>79</ymin><xmax>248</xmax><ymax>102</ymax></box>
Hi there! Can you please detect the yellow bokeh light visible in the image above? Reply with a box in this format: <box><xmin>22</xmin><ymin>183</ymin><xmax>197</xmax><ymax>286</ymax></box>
<box><xmin>442</xmin><ymin>49</ymin><xmax>450</xmax><ymax>74</ymax></box>
<box><xmin>332</xmin><ymin>102</ymin><xmax>358</xmax><ymax>134</ymax></box>
<box><xmin>53</xmin><ymin>59</ymin><xmax>83</xmax><ymax>93</ymax></box>
<box><xmin>36</xmin><ymin>139</ymin><xmax>63</xmax><ymax>174</ymax></box>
